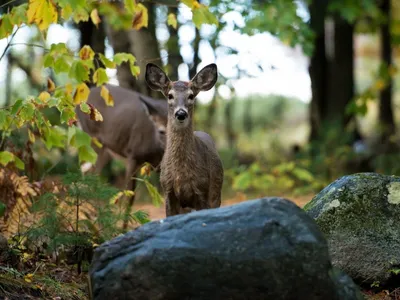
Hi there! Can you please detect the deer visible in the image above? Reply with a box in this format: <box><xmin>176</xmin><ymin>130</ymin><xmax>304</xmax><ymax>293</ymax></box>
<box><xmin>145</xmin><ymin>63</ymin><xmax>224</xmax><ymax>217</ymax></box>
<box><xmin>75</xmin><ymin>84</ymin><xmax>168</xmax><ymax>213</ymax></box>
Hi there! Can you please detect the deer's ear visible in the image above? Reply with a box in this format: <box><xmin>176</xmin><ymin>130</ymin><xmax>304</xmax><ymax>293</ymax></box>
<box><xmin>145</xmin><ymin>63</ymin><xmax>170</xmax><ymax>92</ymax></box>
<box><xmin>191</xmin><ymin>63</ymin><xmax>218</xmax><ymax>92</ymax></box>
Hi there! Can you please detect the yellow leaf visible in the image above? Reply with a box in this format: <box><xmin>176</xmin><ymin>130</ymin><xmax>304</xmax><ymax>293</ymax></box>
<box><xmin>132</xmin><ymin>4</ymin><xmax>148</xmax><ymax>30</ymax></box>
<box><xmin>374</xmin><ymin>79</ymin><xmax>386</xmax><ymax>91</ymax></box>
<box><xmin>65</xmin><ymin>82</ymin><xmax>73</xmax><ymax>95</ymax></box>
<box><xmin>27</xmin><ymin>0</ymin><xmax>58</xmax><ymax>31</ymax></box>
<box><xmin>47</xmin><ymin>78</ymin><xmax>55</xmax><ymax>92</ymax></box>
<box><xmin>140</xmin><ymin>164</ymin><xmax>151</xmax><ymax>176</ymax></box>
<box><xmin>110</xmin><ymin>191</ymin><xmax>123</xmax><ymax>204</ymax></box>
<box><xmin>24</xmin><ymin>273</ymin><xmax>34</xmax><ymax>283</ymax></box>
<box><xmin>123</xmin><ymin>190</ymin><xmax>135</xmax><ymax>197</ymax></box>
<box><xmin>91</xmin><ymin>108</ymin><xmax>103</xmax><ymax>121</ymax></box>
<box><xmin>79</xmin><ymin>45</ymin><xmax>95</xmax><ymax>61</ymax></box>
<box><xmin>28</xmin><ymin>129</ymin><xmax>35</xmax><ymax>143</ymax></box>
<box><xmin>92</xmin><ymin>137</ymin><xmax>103</xmax><ymax>148</ymax></box>
<box><xmin>167</xmin><ymin>13</ymin><xmax>177</xmax><ymax>29</ymax></box>
<box><xmin>192</xmin><ymin>0</ymin><xmax>201</xmax><ymax>9</ymax></box>
<box><xmin>90</xmin><ymin>9</ymin><xmax>101</xmax><ymax>28</ymax></box>
<box><xmin>100</xmin><ymin>85</ymin><xmax>114</xmax><ymax>106</ymax></box>
<box><xmin>73</xmin><ymin>83</ymin><xmax>90</xmax><ymax>105</ymax></box>
<box><xmin>61</xmin><ymin>4</ymin><xmax>73</xmax><ymax>20</ymax></box>
<box><xmin>38</xmin><ymin>91</ymin><xmax>51</xmax><ymax>103</ymax></box>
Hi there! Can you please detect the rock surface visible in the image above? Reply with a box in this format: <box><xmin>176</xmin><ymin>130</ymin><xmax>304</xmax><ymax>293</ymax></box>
<box><xmin>305</xmin><ymin>172</ymin><xmax>400</xmax><ymax>286</ymax></box>
<box><xmin>90</xmin><ymin>197</ymin><xmax>362</xmax><ymax>300</ymax></box>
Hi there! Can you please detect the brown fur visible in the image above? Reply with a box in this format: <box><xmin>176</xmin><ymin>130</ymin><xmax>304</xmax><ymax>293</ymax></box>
<box><xmin>145</xmin><ymin>63</ymin><xmax>224</xmax><ymax>217</ymax></box>
<box><xmin>75</xmin><ymin>84</ymin><xmax>168</xmax><ymax>207</ymax></box>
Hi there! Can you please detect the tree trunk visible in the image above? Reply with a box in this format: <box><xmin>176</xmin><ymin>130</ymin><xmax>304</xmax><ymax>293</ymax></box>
<box><xmin>128</xmin><ymin>3</ymin><xmax>161</xmax><ymax>97</ymax></box>
<box><xmin>166</xmin><ymin>6</ymin><xmax>183</xmax><ymax>80</ymax></box>
<box><xmin>104</xmin><ymin>24</ymin><xmax>137</xmax><ymax>90</ymax></box>
<box><xmin>378</xmin><ymin>0</ymin><xmax>395</xmax><ymax>144</ymax></box>
<box><xmin>308</xmin><ymin>0</ymin><xmax>328</xmax><ymax>140</ymax></box>
<box><xmin>189</xmin><ymin>27</ymin><xmax>201</xmax><ymax>79</ymax></box>
<box><xmin>78</xmin><ymin>18</ymin><xmax>106</xmax><ymax>87</ymax></box>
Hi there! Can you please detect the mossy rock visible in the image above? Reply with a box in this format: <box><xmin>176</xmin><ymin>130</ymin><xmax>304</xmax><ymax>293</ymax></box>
<box><xmin>304</xmin><ymin>172</ymin><xmax>400</xmax><ymax>286</ymax></box>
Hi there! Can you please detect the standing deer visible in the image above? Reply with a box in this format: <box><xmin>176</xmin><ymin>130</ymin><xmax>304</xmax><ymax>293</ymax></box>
<box><xmin>145</xmin><ymin>63</ymin><xmax>224</xmax><ymax>216</ymax></box>
<box><xmin>75</xmin><ymin>84</ymin><xmax>168</xmax><ymax>211</ymax></box>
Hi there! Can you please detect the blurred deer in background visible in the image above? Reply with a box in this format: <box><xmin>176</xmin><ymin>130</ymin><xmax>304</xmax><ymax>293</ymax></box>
<box><xmin>145</xmin><ymin>63</ymin><xmax>224</xmax><ymax>217</ymax></box>
<box><xmin>75</xmin><ymin>84</ymin><xmax>168</xmax><ymax>219</ymax></box>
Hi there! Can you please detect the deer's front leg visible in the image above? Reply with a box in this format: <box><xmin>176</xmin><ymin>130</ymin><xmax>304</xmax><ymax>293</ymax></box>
<box><xmin>165</xmin><ymin>191</ymin><xmax>180</xmax><ymax>217</ymax></box>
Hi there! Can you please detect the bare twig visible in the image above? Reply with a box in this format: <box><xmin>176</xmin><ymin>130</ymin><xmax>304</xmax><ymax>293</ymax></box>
<box><xmin>0</xmin><ymin>27</ymin><xmax>20</xmax><ymax>62</ymax></box>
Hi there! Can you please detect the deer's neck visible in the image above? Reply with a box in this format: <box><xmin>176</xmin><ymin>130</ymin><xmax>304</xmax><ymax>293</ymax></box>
<box><xmin>166</xmin><ymin>120</ymin><xmax>195</xmax><ymax>159</ymax></box>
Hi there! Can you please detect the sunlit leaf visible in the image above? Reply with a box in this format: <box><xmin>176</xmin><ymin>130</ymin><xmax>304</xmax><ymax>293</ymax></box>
<box><xmin>93</xmin><ymin>68</ymin><xmax>109</xmax><ymax>86</ymax></box>
<box><xmin>27</xmin><ymin>0</ymin><xmax>58</xmax><ymax>31</ymax></box>
<box><xmin>61</xmin><ymin>3</ymin><xmax>73</xmax><ymax>20</ymax></box>
<box><xmin>167</xmin><ymin>13</ymin><xmax>177</xmax><ymax>29</ymax></box>
<box><xmin>0</xmin><ymin>151</ymin><xmax>14</xmax><ymax>166</ymax></box>
<box><xmin>90</xmin><ymin>9</ymin><xmax>101</xmax><ymax>27</ymax></box>
<box><xmin>98</xmin><ymin>53</ymin><xmax>116</xmax><ymax>69</ymax></box>
<box><xmin>28</xmin><ymin>129</ymin><xmax>35</xmax><ymax>143</ymax></box>
<box><xmin>100</xmin><ymin>85</ymin><xmax>114</xmax><ymax>106</ymax></box>
<box><xmin>192</xmin><ymin>4</ymin><xmax>218</xmax><ymax>29</ymax></box>
<box><xmin>38</xmin><ymin>91</ymin><xmax>51</xmax><ymax>103</ymax></box>
<box><xmin>79</xmin><ymin>45</ymin><xmax>95</xmax><ymax>61</ymax></box>
<box><xmin>0</xmin><ymin>15</ymin><xmax>14</xmax><ymax>39</ymax></box>
<box><xmin>132</xmin><ymin>4</ymin><xmax>148</xmax><ymax>30</ymax></box>
<box><xmin>92</xmin><ymin>137</ymin><xmax>103</xmax><ymax>148</ymax></box>
<box><xmin>124</xmin><ymin>0</ymin><xmax>135</xmax><ymax>14</ymax></box>
<box><xmin>144</xmin><ymin>179</ymin><xmax>164</xmax><ymax>207</ymax></box>
<box><xmin>73</xmin><ymin>83</ymin><xmax>90</xmax><ymax>105</ymax></box>
<box><xmin>80</xmin><ymin>102</ymin><xmax>90</xmax><ymax>114</ymax></box>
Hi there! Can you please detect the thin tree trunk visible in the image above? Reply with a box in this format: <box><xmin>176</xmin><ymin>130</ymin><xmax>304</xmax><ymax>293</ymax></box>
<box><xmin>104</xmin><ymin>24</ymin><xmax>137</xmax><ymax>90</ymax></box>
<box><xmin>166</xmin><ymin>6</ymin><xmax>183</xmax><ymax>80</ymax></box>
<box><xmin>378</xmin><ymin>0</ymin><xmax>395</xmax><ymax>144</ymax></box>
<box><xmin>189</xmin><ymin>27</ymin><xmax>201</xmax><ymax>79</ymax></box>
<box><xmin>308</xmin><ymin>0</ymin><xmax>328</xmax><ymax>141</ymax></box>
<box><xmin>78</xmin><ymin>18</ymin><xmax>106</xmax><ymax>87</ymax></box>
<box><xmin>128</xmin><ymin>3</ymin><xmax>161</xmax><ymax>97</ymax></box>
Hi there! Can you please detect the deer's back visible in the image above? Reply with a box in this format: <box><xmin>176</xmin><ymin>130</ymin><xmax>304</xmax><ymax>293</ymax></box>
<box><xmin>76</xmin><ymin>84</ymin><xmax>166</xmax><ymax>160</ymax></box>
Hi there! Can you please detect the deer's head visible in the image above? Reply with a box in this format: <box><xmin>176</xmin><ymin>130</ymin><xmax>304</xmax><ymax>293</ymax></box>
<box><xmin>145</xmin><ymin>63</ymin><xmax>218</xmax><ymax>128</ymax></box>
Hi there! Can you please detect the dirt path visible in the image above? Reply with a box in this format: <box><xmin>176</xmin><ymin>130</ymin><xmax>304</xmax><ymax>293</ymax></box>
<box><xmin>134</xmin><ymin>194</ymin><xmax>313</xmax><ymax>221</ymax></box>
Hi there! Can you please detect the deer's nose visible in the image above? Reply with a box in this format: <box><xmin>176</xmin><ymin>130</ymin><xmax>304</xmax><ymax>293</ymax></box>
<box><xmin>175</xmin><ymin>109</ymin><xmax>188</xmax><ymax>121</ymax></box>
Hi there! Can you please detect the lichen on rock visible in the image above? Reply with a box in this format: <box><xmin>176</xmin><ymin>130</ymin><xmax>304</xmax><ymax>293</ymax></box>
<box><xmin>305</xmin><ymin>173</ymin><xmax>400</xmax><ymax>286</ymax></box>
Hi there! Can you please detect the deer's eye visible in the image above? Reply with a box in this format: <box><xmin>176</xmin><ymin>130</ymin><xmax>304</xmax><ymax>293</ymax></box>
<box><xmin>188</xmin><ymin>94</ymin><xmax>194</xmax><ymax>100</ymax></box>
<box><xmin>168</xmin><ymin>94</ymin><xmax>174</xmax><ymax>100</ymax></box>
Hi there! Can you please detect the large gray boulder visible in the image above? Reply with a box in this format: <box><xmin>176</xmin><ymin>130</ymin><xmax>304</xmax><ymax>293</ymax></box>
<box><xmin>89</xmin><ymin>197</ymin><xmax>362</xmax><ymax>300</ymax></box>
<box><xmin>305</xmin><ymin>173</ymin><xmax>400</xmax><ymax>286</ymax></box>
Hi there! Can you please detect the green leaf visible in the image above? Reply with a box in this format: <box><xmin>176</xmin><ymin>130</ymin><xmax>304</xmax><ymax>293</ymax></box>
<box><xmin>60</xmin><ymin>107</ymin><xmax>76</xmax><ymax>124</ymax></box>
<box><xmin>98</xmin><ymin>53</ymin><xmax>116</xmax><ymax>69</ymax></box>
<box><xmin>144</xmin><ymin>179</ymin><xmax>164</xmax><ymax>207</ymax></box>
<box><xmin>78</xmin><ymin>145</ymin><xmax>97</xmax><ymax>164</ymax></box>
<box><xmin>54</xmin><ymin>57</ymin><xmax>70</xmax><ymax>73</ymax></box>
<box><xmin>69</xmin><ymin>60</ymin><xmax>89</xmax><ymax>82</ymax></box>
<box><xmin>93</xmin><ymin>68</ymin><xmax>109</xmax><ymax>86</ymax></box>
<box><xmin>0</xmin><ymin>202</ymin><xmax>5</xmax><ymax>217</ymax></box>
<box><xmin>43</xmin><ymin>127</ymin><xmax>65</xmax><ymax>150</ymax></box>
<box><xmin>80</xmin><ymin>102</ymin><xmax>90</xmax><ymax>114</ymax></box>
<box><xmin>113</xmin><ymin>53</ymin><xmax>136</xmax><ymax>65</ymax></box>
<box><xmin>67</xmin><ymin>126</ymin><xmax>76</xmax><ymax>145</ymax></box>
<box><xmin>11</xmin><ymin>99</ymin><xmax>24</xmax><ymax>115</ymax></box>
<box><xmin>0</xmin><ymin>14</ymin><xmax>14</xmax><ymax>39</ymax></box>
<box><xmin>19</xmin><ymin>102</ymin><xmax>35</xmax><ymax>121</ymax></box>
<box><xmin>192</xmin><ymin>5</ymin><xmax>218</xmax><ymax>29</ymax></box>
<box><xmin>124</xmin><ymin>0</ymin><xmax>135</xmax><ymax>14</ymax></box>
<box><xmin>14</xmin><ymin>156</ymin><xmax>25</xmax><ymax>170</ymax></box>
<box><xmin>0</xmin><ymin>151</ymin><xmax>14</xmax><ymax>166</ymax></box>
<box><xmin>43</xmin><ymin>54</ymin><xmax>54</xmax><ymax>68</ymax></box>
<box><xmin>75</xmin><ymin>128</ymin><xmax>92</xmax><ymax>148</ymax></box>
